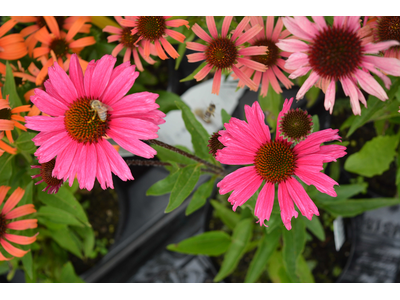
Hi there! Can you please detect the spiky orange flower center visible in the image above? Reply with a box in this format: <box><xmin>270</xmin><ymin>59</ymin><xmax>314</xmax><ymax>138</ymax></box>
<box><xmin>205</xmin><ymin>37</ymin><xmax>238</xmax><ymax>70</ymax></box>
<box><xmin>377</xmin><ymin>16</ymin><xmax>400</xmax><ymax>48</ymax></box>
<box><xmin>136</xmin><ymin>16</ymin><xmax>166</xmax><ymax>41</ymax></box>
<box><xmin>40</xmin><ymin>158</ymin><xmax>63</xmax><ymax>187</ymax></box>
<box><xmin>0</xmin><ymin>212</ymin><xmax>8</xmax><ymax>239</ymax></box>
<box><xmin>64</xmin><ymin>99</ymin><xmax>109</xmax><ymax>144</ymax></box>
<box><xmin>279</xmin><ymin>108</ymin><xmax>313</xmax><ymax>142</ymax></box>
<box><xmin>0</xmin><ymin>108</ymin><xmax>11</xmax><ymax>121</ymax></box>
<box><xmin>309</xmin><ymin>25</ymin><xmax>363</xmax><ymax>80</ymax></box>
<box><xmin>49</xmin><ymin>38</ymin><xmax>69</xmax><ymax>58</ymax></box>
<box><xmin>252</xmin><ymin>39</ymin><xmax>278</xmax><ymax>67</ymax></box>
<box><xmin>254</xmin><ymin>140</ymin><xmax>297</xmax><ymax>184</ymax></box>
<box><xmin>121</xmin><ymin>27</ymin><xmax>141</xmax><ymax>48</ymax></box>
<box><xmin>208</xmin><ymin>132</ymin><xmax>225</xmax><ymax>157</ymax></box>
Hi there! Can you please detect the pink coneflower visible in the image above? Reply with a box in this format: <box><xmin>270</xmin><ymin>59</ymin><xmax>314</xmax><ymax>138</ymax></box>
<box><xmin>119</xmin><ymin>16</ymin><xmax>189</xmax><ymax>60</ymax></box>
<box><xmin>277</xmin><ymin>16</ymin><xmax>400</xmax><ymax>115</ymax></box>
<box><xmin>25</xmin><ymin>54</ymin><xmax>166</xmax><ymax>191</ymax></box>
<box><xmin>236</xmin><ymin>16</ymin><xmax>294</xmax><ymax>96</ymax></box>
<box><xmin>215</xmin><ymin>98</ymin><xmax>346</xmax><ymax>230</ymax></box>
<box><xmin>186</xmin><ymin>16</ymin><xmax>268</xmax><ymax>95</ymax></box>
<box><xmin>0</xmin><ymin>186</ymin><xmax>38</xmax><ymax>261</ymax></box>
<box><xmin>31</xmin><ymin>158</ymin><xmax>63</xmax><ymax>194</ymax></box>
<box><xmin>103</xmin><ymin>17</ymin><xmax>157</xmax><ymax>71</ymax></box>
<box><xmin>366</xmin><ymin>17</ymin><xmax>400</xmax><ymax>59</ymax></box>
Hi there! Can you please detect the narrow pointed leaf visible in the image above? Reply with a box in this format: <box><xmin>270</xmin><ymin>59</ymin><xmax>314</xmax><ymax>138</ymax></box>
<box><xmin>186</xmin><ymin>177</ymin><xmax>215</xmax><ymax>215</ymax></box>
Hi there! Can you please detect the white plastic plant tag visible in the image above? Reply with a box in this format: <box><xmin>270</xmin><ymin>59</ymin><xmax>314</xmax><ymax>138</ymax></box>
<box><xmin>333</xmin><ymin>216</ymin><xmax>345</xmax><ymax>251</ymax></box>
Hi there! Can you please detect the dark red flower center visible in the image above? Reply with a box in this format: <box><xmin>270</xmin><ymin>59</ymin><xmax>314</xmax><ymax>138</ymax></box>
<box><xmin>0</xmin><ymin>108</ymin><xmax>11</xmax><ymax>121</ymax></box>
<box><xmin>208</xmin><ymin>132</ymin><xmax>225</xmax><ymax>157</ymax></box>
<box><xmin>279</xmin><ymin>108</ymin><xmax>313</xmax><ymax>142</ymax></box>
<box><xmin>0</xmin><ymin>212</ymin><xmax>8</xmax><ymax>240</ymax></box>
<box><xmin>37</xmin><ymin>16</ymin><xmax>65</xmax><ymax>32</ymax></box>
<box><xmin>205</xmin><ymin>37</ymin><xmax>238</xmax><ymax>70</ymax></box>
<box><xmin>64</xmin><ymin>99</ymin><xmax>109</xmax><ymax>144</ymax></box>
<box><xmin>49</xmin><ymin>38</ymin><xmax>69</xmax><ymax>58</ymax></box>
<box><xmin>136</xmin><ymin>16</ymin><xmax>166</xmax><ymax>41</ymax></box>
<box><xmin>40</xmin><ymin>158</ymin><xmax>63</xmax><ymax>187</ymax></box>
<box><xmin>254</xmin><ymin>140</ymin><xmax>297</xmax><ymax>184</ymax></box>
<box><xmin>121</xmin><ymin>27</ymin><xmax>141</xmax><ymax>48</ymax></box>
<box><xmin>251</xmin><ymin>39</ymin><xmax>279</xmax><ymax>67</ymax></box>
<box><xmin>377</xmin><ymin>16</ymin><xmax>400</xmax><ymax>48</ymax></box>
<box><xmin>308</xmin><ymin>25</ymin><xmax>363</xmax><ymax>80</ymax></box>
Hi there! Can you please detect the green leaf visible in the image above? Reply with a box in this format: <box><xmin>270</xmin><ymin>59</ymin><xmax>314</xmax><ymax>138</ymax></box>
<box><xmin>147</xmin><ymin>169</ymin><xmax>180</xmax><ymax>196</ymax></box>
<box><xmin>37</xmin><ymin>186</ymin><xmax>89</xmax><ymax>226</ymax></box>
<box><xmin>210</xmin><ymin>199</ymin><xmax>241</xmax><ymax>230</ymax></box>
<box><xmin>245</xmin><ymin>227</ymin><xmax>281</xmax><ymax>283</ymax></box>
<box><xmin>21</xmin><ymin>251</ymin><xmax>33</xmax><ymax>280</ymax></box>
<box><xmin>303</xmin><ymin>216</ymin><xmax>325</xmax><ymax>241</ymax></box>
<box><xmin>305</xmin><ymin>86</ymin><xmax>321</xmax><ymax>107</ymax></box>
<box><xmin>15</xmin><ymin>132</ymin><xmax>36</xmax><ymax>154</ymax></box>
<box><xmin>49</xmin><ymin>227</ymin><xmax>83</xmax><ymax>258</ymax></box>
<box><xmin>175</xmin><ymin>32</ymin><xmax>195</xmax><ymax>70</ymax></box>
<box><xmin>175</xmin><ymin>100</ymin><xmax>214</xmax><ymax>162</ymax></box>
<box><xmin>180</xmin><ymin>61</ymin><xmax>207</xmax><ymax>82</ymax></box>
<box><xmin>3</xmin><ymin>61</ymin><xmax>22</xmax><ymax>107</ymax></box>
<box><xmin>155</xmin><ymin>90</ymin><xmax>182</xmax><ymax>114</ymax></box>
<box><xmin>309</xmin><ymin>182</ymin><xmax>368</xmax><ymax>204</ymax></box>
<box><xmin>258</xmin><ymin>88</ymin><xmax>283</xmax><ymax>131</ymax></box>
<box><xmin>266</xmin><ymin>250</ymin><xmax>292</xmax><ymax>283</ymax></box>
<box><xmin>0</xmin><ymin>261</ymin><xmax>9</xmax><ymax>275</ymax></box>
<box><xmin>165</xmin><ymin>164</ymin><xmax>201</xmax><ymax>213</ymax></box>
<box><xmin>60</xmin><ymin>262</ymin><xmax>85</xmax><ymax>283</ymax></box>
<box><xmin>0</xmin><ymin>153</ymin><xmax>13</xmax><ymax>185</ymax></box>
<box><xmin>282</xmin><ymin>217</ymin><xmax>306</xmax><ymax>283</ymax></box>
<box><xmin>221</xmin><ymin>109</ymin><xmax>232</xmax><ymax>126</ymax></box>
<box><xmin>72</xmin><ymin>226</ymin><xmax>95</xmax><ymax>258</ymax></box>
<box><xmin>167</xmin><ymin>231</ymin><xmax>231</xmax><ymax>256</ymax></box>
<box><xmin>319</xmin><ymin>198</ymin><xmax>400</xmax><ymax>217</ymax></box>
<box><xmin>214</xmin><ymin>218</ymin><xmax>253</xmax><ymax>282</ymax></box>
<box><xmin>153</xmin><ymin>144</ymin><xmax>197</xmax><ymax>165</ymax></box>
<box><xmin>38</xmin><ymin>206</ymin><xmax>83</xmax><ymax>227</ymax></box>
<box><xmin>186</xmin><ymin>177</ymin><xmax>215</xmax><ymax>215</ymax></box>
<box><xmin>297</xmin><ymin>254</ymin><xmax>315</xmax><ymax>283</ymax></box>
<box><xmin>19</xmin><ymin>181</ymin><xmax>33</xmax><ymax>205</ymax></box>
<box><xmin>312</xmin><ymin>114</ymin><xmax>320</xmax><ymax>132</ymax></box>
<box><xmin>344</xmin><ymin>134</ymin><xmax>399</xmax><ymax>177</ymax></box>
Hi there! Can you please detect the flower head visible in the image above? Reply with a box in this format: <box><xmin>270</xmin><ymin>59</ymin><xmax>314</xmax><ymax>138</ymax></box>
<box><xmin>0</xmin><ymin>19</ymin><xmax>28</xmax><ymax>60</ymax></box>
<box><xmin>277</xmin><ymin>16</ymin><xmax>400</xmax><ymax>115</ymax></box>
<box><xmin>215</xmin><ymin>98</ymin><xmax>346</xmax><ymax>230</ymax></box>
<box><xmin>208</xmin><ymin>132</ymin><xmax>225</xmax><ymax>157</ymax></box>
<box><xmin>366</xmin><ymin>16</ymin><xmax>400</xmax><ymax>59</ymax></box>
<box><xmin>186</xmin><ymin>16</ymin><xmax>268</xmax><ymax>95</ymax></box>
<box><xmin>236</xmin><ymin>16</ymin><xmax>294</xmax><ymax>96</ymax></box>
<box><xmin>0</xmin><ymin>186</ymin><xmax>38</xmax><ymax>261</ymax></box>
<box><xmin>119</xmin><ymin>16</ymin><xmax>189</xmax><ymax>60</ymax></box>
<box><xmin>103</xmin><ymin>17</ymin><xmax>157</xmax><ymax>71</ymax></box>
<box><xmin>31</xmin><ymin>158</ymin><xmax>64</xmax><ymax>194</ymax></box>
<box><xmin>279</xmin><ymin>107</ymin><xmax>313</xmax><ymax>142</ymax></box>
<box><xmin>26</xmin><ymin>54</ymin><xmax>166</xmax><ymax>191</ymax></box>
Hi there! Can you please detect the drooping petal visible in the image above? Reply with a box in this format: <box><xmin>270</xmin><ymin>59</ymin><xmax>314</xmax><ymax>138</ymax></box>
<box><xmin>0</xmin><ymin>239</ymin><xmax>29</xmax><ymax>258</ymax></box>
<box><xmin>3</xmin><ymin>233</ymin><xmax>38</xmax><ymax>245</ymax></box>
<box><xmin>277</xmin><ymin>182</ymin><xmax>298</xmax><ymax>230</ymax></box>
<box><xmin>295</xmin><ymin>168</ymin><xmax>338</xmax><ymax>197</ymax></box>
<box><xmin>254</xmin><ymin>182</ymin><xmax>275</xmax><ymax>226</ymax></box>
<box><xmin>1</xmin><ymin>187</ymin><xmax>25</xmax><ymax>215</ymax></box>
<box><xmin>285</xmin><ymin>177</ymin><xmax>319</xmax><ymax>220</ymax></box>
<box><xmin>5</xmin><ymin>204</ymin><xmax>36</xmax><ymax>220</ymax></box>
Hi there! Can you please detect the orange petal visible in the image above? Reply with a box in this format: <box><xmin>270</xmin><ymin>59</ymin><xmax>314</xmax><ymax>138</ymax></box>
<box><xmin>11</xmin><ymin>16</ymin><xmax>37</xmax><ymax>23</ymax></box>
<box><xmin>28</xmin><ymin>62</ymin><xmax>40</xmax><ymax>77</ymax></box>
<box><xmin>0</xmin><ymin>239</ymin><xmax>29</xmax><ymax>258</ymax></box>
<box><xmin>36</xmin><ymin>58</ymin><xmax>53</xmax><ymax>85</ymax></box>
<box><xmin>69</xmin><ymin>36</ymin><xmax>96</xmax><ymax>49</ymax></box>
<box><xmin>27</xmin><ymin>104</ymin><xmax>41</xmax><ymax>116</ymax></box>
<box><xmin>7</xmin><ymin>219</ymin><xmax>38</xmax><ymax>230</ymax></box>
<box><xmin>0</xmin><ymin>119</ymin><xmax>14</xmax><ymax>131</ymax></box>
<box><xmin>11</xmin><ymin>105</ymin><xmax>31</xmax><ymax>113</ymax></box>
<box><xmin>5</xmin><ymin>130</ymin><xmax>13</xmax><ymax>144</ymax></box>
<box><xmin>0</xmin><ymin>41</ymin><xmax>27</xmax><ymax>60</ymax></box>
<box><xmin>65</xmin><ymin>17</ymin><xmax>85</xmax><ymax>42</ymax></box>
<box><xmin>34</xmin><ymin>26</ymin><xmax>52</xmax><ymax>45</ymax></box>
<box><xmin>43</xmin><ymin>16</ymin><xmax>60</xmax><ymax>38</ymax></box>
<box><xmin>5</xmin><ymin>204</ymin><xmax>36</xmax><ymax>220</ymax></box>
<box><xmin>0</xmin><ymin>19</ymin><xmax>17</xmax><ymax>39</ymax></box>
<box><xmin>20</xmin><ymin>25</ymin><xmax>40</xmax><ymax>38</ymax></box>
<box><xmin>0</xmin><ymin>33</ymin><xmax>25</xmax><ymax>45</ymax></box>
<box><xmin>11</xmin><ymin>115</ymin><xmax>26</xmax><ymax>123</ymax></box>
<box><xmin>0</xmin><ymin>99</ymin><xmax>10</xmax><ymax>110</ymax></box>
<box><xmin>33</xmin><ymin>47</ymin><xmax>50</xmax><ymax>59</ymax></box>
<box><xmin>0</xmin><ymin>251</ymin><xmax>12</xmax><ymax>261</ymax></box>
<box><xmin>1</xmin><ymin>187</ymin><xmax>25</xmax><ymax>215</ymax></box>
<box><xmin>13</xmin><ymin>121</ymin><xmax>27</xmax><ymax>131</ymax></box>
<box><xmin>0</xmin><ymin>140</ymin><xmax>17</xmax><ymax>155</ymax></box>
<box><xmin>0</xmin><ymin>186</ymin><xmax>11</xmax><ymax>206</ymax></box>
<box><xmin>25</xmin><ymin>34</ymin><xmax>38</xmax><ymax>57</ymax></box>
<box><xmin>4</xmin><ymin>233</ymin><xmax>38</xmax><ymax>245</ymax></box>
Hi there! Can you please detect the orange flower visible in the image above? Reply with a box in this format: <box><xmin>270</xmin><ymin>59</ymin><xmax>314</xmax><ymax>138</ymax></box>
<box><xmin>0</xmin><ymin>90</ymin><xmax>31</xmax><ymax>144</ymax></box>
<box><xmin>0</xmin><ymin>19</ymin><xmax>28</xmax><ymax>60</ymax></box>
<box><xmin>12</xmin><ymin>16</ymin><xmax>91</xmax><ymax>57</ymax></box>
<box><xmin>0</xmin><ymin>186</ymin><xmax>38</xmax><ymax>261</ymax></box>
<box><xmin>32</xmin><ymin>16</ymin><xmax>95</xmax><ymax>61</ymax></box>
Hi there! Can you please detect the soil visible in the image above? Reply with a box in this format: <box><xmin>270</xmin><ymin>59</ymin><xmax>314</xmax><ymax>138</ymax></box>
<box><xmin>69</xmin><ymin>182</ymin><xmax>120</xmax><ymax>275</ymax></box>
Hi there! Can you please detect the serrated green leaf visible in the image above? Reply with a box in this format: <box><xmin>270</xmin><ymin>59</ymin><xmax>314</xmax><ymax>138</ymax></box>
<box><xmin>210</xmin><ymin>199</ymin><xmax>241</xmax><ymax>230</ymax></box>
<box><xmin>303</xmin><ymin>216</ymin><xmax>325</xmax><ymax>241</ymax></box>
<box><xmin>167</xmin><ymin>231</ymin><xmax>231</xmax><ymax>256</ymax></box>
<box><xmin>175</xmin><ymin>100</ymin><xmax>214</xmax><ymax>162</ymax></box>
<box><xmin>165</xmin><ymin>164</ymin><xmax>201</xmax><ymax>213</ymax></box>
<box><xmin>155</xmin><ymin>90</ymin><xmax>183</xmax><ymax>114</ymax></box>
<box><xmin>3</xmin><ymin>62</ymin><xmax>22</xmax><ymax>107</ymax></box>
<box><xmin>147</xmin><ymin>169</ymin><xmax>180</xmax><ymax>196</ymax></box>
<box><xmin>319</xmin><ymin>198</ymin><xmax>400</xmax><ymax>217</ymax></box>
<box><xmin>186</xmin><ymin>177</ymin><xmax>215</xmax><ymax>215</ymax></box>
<box><xmin>221</xmin><ymin>109</ymin><xmax>232</xmax><ymax>126</ymax></box>
<box><xmin>297</xmin><ymin>254</ymin><xmax>315</xmax><ymax>283</ymax></box>
<box><xmin>282</xmin><ymin>217</ymin><xmax>306</xmax><ymax>283</ymax></box>
<box><xmin>37</xmin><ymin>186</ymin><xmax>89</xmax><ymax>226</ymax></box>
<box><xmin>245</xmin><ymin>227</ymin><xmax>281</xmax><ymax>283</ymax></box>
<box><xmin>214</xmin><ymin>218</ymin><xmax>253</xmax><ymax>282</ymax></box>
<box><xmin>180</xmin><ymin>61</ymin><xmax>207</xmax><ymax>82</ymax></box>
<box><xmin>60</xmin><ymin>262</ymin><xmax>85</xmax><ymax>283</ymax></box>
<box><xmin>344</xmin><ymin>135</ymin><xmax>399</xmax><ymax>177</ymax></box>
<box><xmin>21</xmin><ymin>251</ymin><xmax>33</xmax><ymax>280</ymax></box>
<box><xmin>312</xmin><ymin>114</ymin><xmax>320</xmax><ymax>132</ymax></box>
<box><xmin>49</xmin><ymin>227</ymin><xmax>83</xmax><ymax>258</ymax></box>
<box><xmin>38</xmin><ymin>206</ymin><xmax>83</xmax><ymax>227</ymax></box>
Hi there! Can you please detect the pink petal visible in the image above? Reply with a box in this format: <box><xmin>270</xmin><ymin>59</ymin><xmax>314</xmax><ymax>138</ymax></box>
<box><xmin>35</xmin><ymin>131</ymin><xmax>70</xmax><ymax>164</ymax></box>
<box><xmin>4</xmin><ymin>233</ymin><xmax>38</xmax><ymax>245</ymax></box>
<box><xmin>68</xmin><ymin>54</ymin><xmax>85</xmax><ymax>99</ymax></box>
<box><xmin>160</xmin><ymin>37</ymin><xmax>179</xmax><ymax>59</ymax></box>
<box><xmin>94</xmin><ymin>142</ymin><xmax>114</xmax><ymax>189</ymax></box>
<box><xmin>265</xmin><ymin>16</ymin><xmax>274</xmax><ymax>39</ymax></box>
<box><xmin>109</xmin><ymin>117</ymin><xmax>159</xmax><ymax>138</ymax></box>
<box><xmin>363</xmin><ymin>40</ymin><xmax>400</xmax><ymax>54</ymax></box>
<box><xmin>25</xmin><ymin>116</ymin><xmax>65</xmax><ymax>132</ymax></box>
<box><xmin>354</xmin><ymin>69</ymin><xmax>387</xmax><ymax>102</ymax></box>
<box><xmin>296</xmin><ymin>71</ymin><xmax>320</xmax><ymax>100</ymax></box>
<box><xmin>112</xmin><ymin>92</ymin><xmax>159</xmax><ymax>116</ymax></box>
<box><xmin>288</xmin><ymin>66</ymin><xmax>312</xmax><ymax>79</ymax></box>
<box><xmin>211</xmin><ymin>69</ymin><xmax>222</xmax><ymax>95</ymax></box>
<box><xmin>206</xmin><ymin>16</ymin><xmax>218</xmax><ymax>39</ymax></box>
<box><xmin>100</xmin><ymin>139</ymin><xmax>133</xmax><ymax>181</ymax></box>
<box><xmin>111</xmin><ymin>43</ymin><xmax>125</xmax><ymax>57</ymax></box>
<box><xmin>285</xmin><ymin>177</ymin><xmax>319</xmax><ymax>220</ymax></box>
<box><xmin>221</xmin><ymin>16</ymin><xmax>233</xmax><ymax>37</ymax></box>
<box><xmin>272</xmin><ymin>66</ymin><xmax>293</xmax><ymax>89</ymax></box>
<box><xmin>317</xmin><ymin>144</ymin><xmax>347</xmax><ymax>163</ymax></box>
<box><xmin>275</xmin><ymin>97</ymin><xmax>293</xmax><ymax>140</ymax></box>
<box><xmin>88</xmin><ymin>55</ymin><xmax>117</xmax><ymax>99</ymax></box>
<box><xmin>0</xmin><ymin>239</ymin><xmax>29</xmax><ymax>258</ymax></box>
<box><xmin>285</xmin><ymin>52</ymin><xmax>309</xmax><ymax>70</ymax></box>
<box><xmin>123</xmin><ymin>47</ymin><xmax>131</xmax><ymax>63</ymax></box>
<box><xmin>194</xmin><ymin>63</ymin><xmax>213</xmax><ymax>81</ymax></box>
<box><xmin>47</xmin><ymin>62</ymin><xmax>78</xmax><ymax>104</ymax></box>
<box><xmin>30</xmin><ymin>89</ymin><xmax>68</xmax><ymax>117</ymax></box>
<box><xmin>324</xmin><ymin>80</ymin><xmax>336</xmax><ymax>113</ymax></box>
<box><xmin>186</xmin><ymin>41</ymin><xmax>207</xmax><ymax>52</ymax></box>
<box><xmin>237</xmin><ymin>57</ymin><xmax>266</xmax><ymax>72</ymax></box>
<box><xmin>192</xmin><ymin>23</ymin><xmax>212</xmax><ymax>43</ymax></box>
<box><xmin>232</xmin><ymin>65</ymin><xmax>257</xmax><ymax>91</ymax></box>
<box><xmin>215</xmin><ymin>148</ymin><xmax>256</xmax><ymax>165</ymax></box>
<box><xmin>334</xmin><ymin>16</ymin><xmax>345</xmax><ymax>28</ymax></box>
<box><xmin>1</xmin><ymin>187</ymin><xmax>24</xmax><ymax>215</ymax></box>
<box><xmin>282</xmin><ymin>17</ymin><xmax>315</xmax><ymax>41</ymax></box>
<box><xmin>254</xmin><ymin>182</ymin><xmax>275</xmax><ymax>226</ymax></box>
<box><xmin>83</xmin><ymin>60</ymin><xmax>96</xmax><ymax>98</ymax></box>
<box><xmin>103</xmin><ymin>25</ymin><xmax>122</xmax><ymax>35</ymax></box>
<box><xmin>312</xmin><ymin>16</ymin><xmax>327</xmax><ymax>31</ymax></box>
<box><xmin>238</xmin><ymin>46</ymin><xmax>268</xmax><ymax>56</ymax></box>
<box><xmin>82</xmin><ymin>143</ymin><xmax>97</xmax><ymax>191</ymax></box>
<box><xmin>341</xmin><ymin>77</ymin><xmax>361</xmax><ymax>115</ymax></box>
<box><xmin>271</xmin><ymin>17</ymin><xmax>284</xmax><ymax>42</ymax></box>
<box><xmin>363</xmin><ymin>55</ymin><xmax>400</xmax><ymax>76</ymax></box>
<box><xmin>231</xmin><ymin>16</ymin><xmax>250</xmax><ymax>42</ymax></box>
<box><xmin>295</xmin><ymin>168</ymin><xmax>338</xmax><ymax>197</ymax></box>
<box><xmin>266</xmin><ymin>68</ymin><xmax>282</xmax><ymax>94</ymax></box>
<box><xmin>294</xmin><ymin>128</ymin><xmax>341</xmax><ymax>155</ymax></box>
<box><xmin>187</xmin><ymin>52</ymin><xmax>206</xmax><ymax>63</ymax></box>
<box><xmin>235</xmin><ymin>24</ymin><xmax>262</xmax><ymax>46</ymax></box>
<box><xmin>52</xmin><ymin>138</ymin><xmax>77</xmax><ymax>181</ymax></box>
<box><xmin>7</xmin><ymin>219</ymin><xmax>37</xmax><ymax>230</ymax></box>
<box><xmin>244</xmin><ymin>101</ymin><xmax>271</xmax><ymax>145</ymax></box>
<box><xmin>361</xmin><ymin>61</ymin><xmax>392</xmax><ymax>90</ymax></box>
<box><xmin>277</xmin><ymin>182</ymin><xmax>298</xmax><ymax>230</ymax></box>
